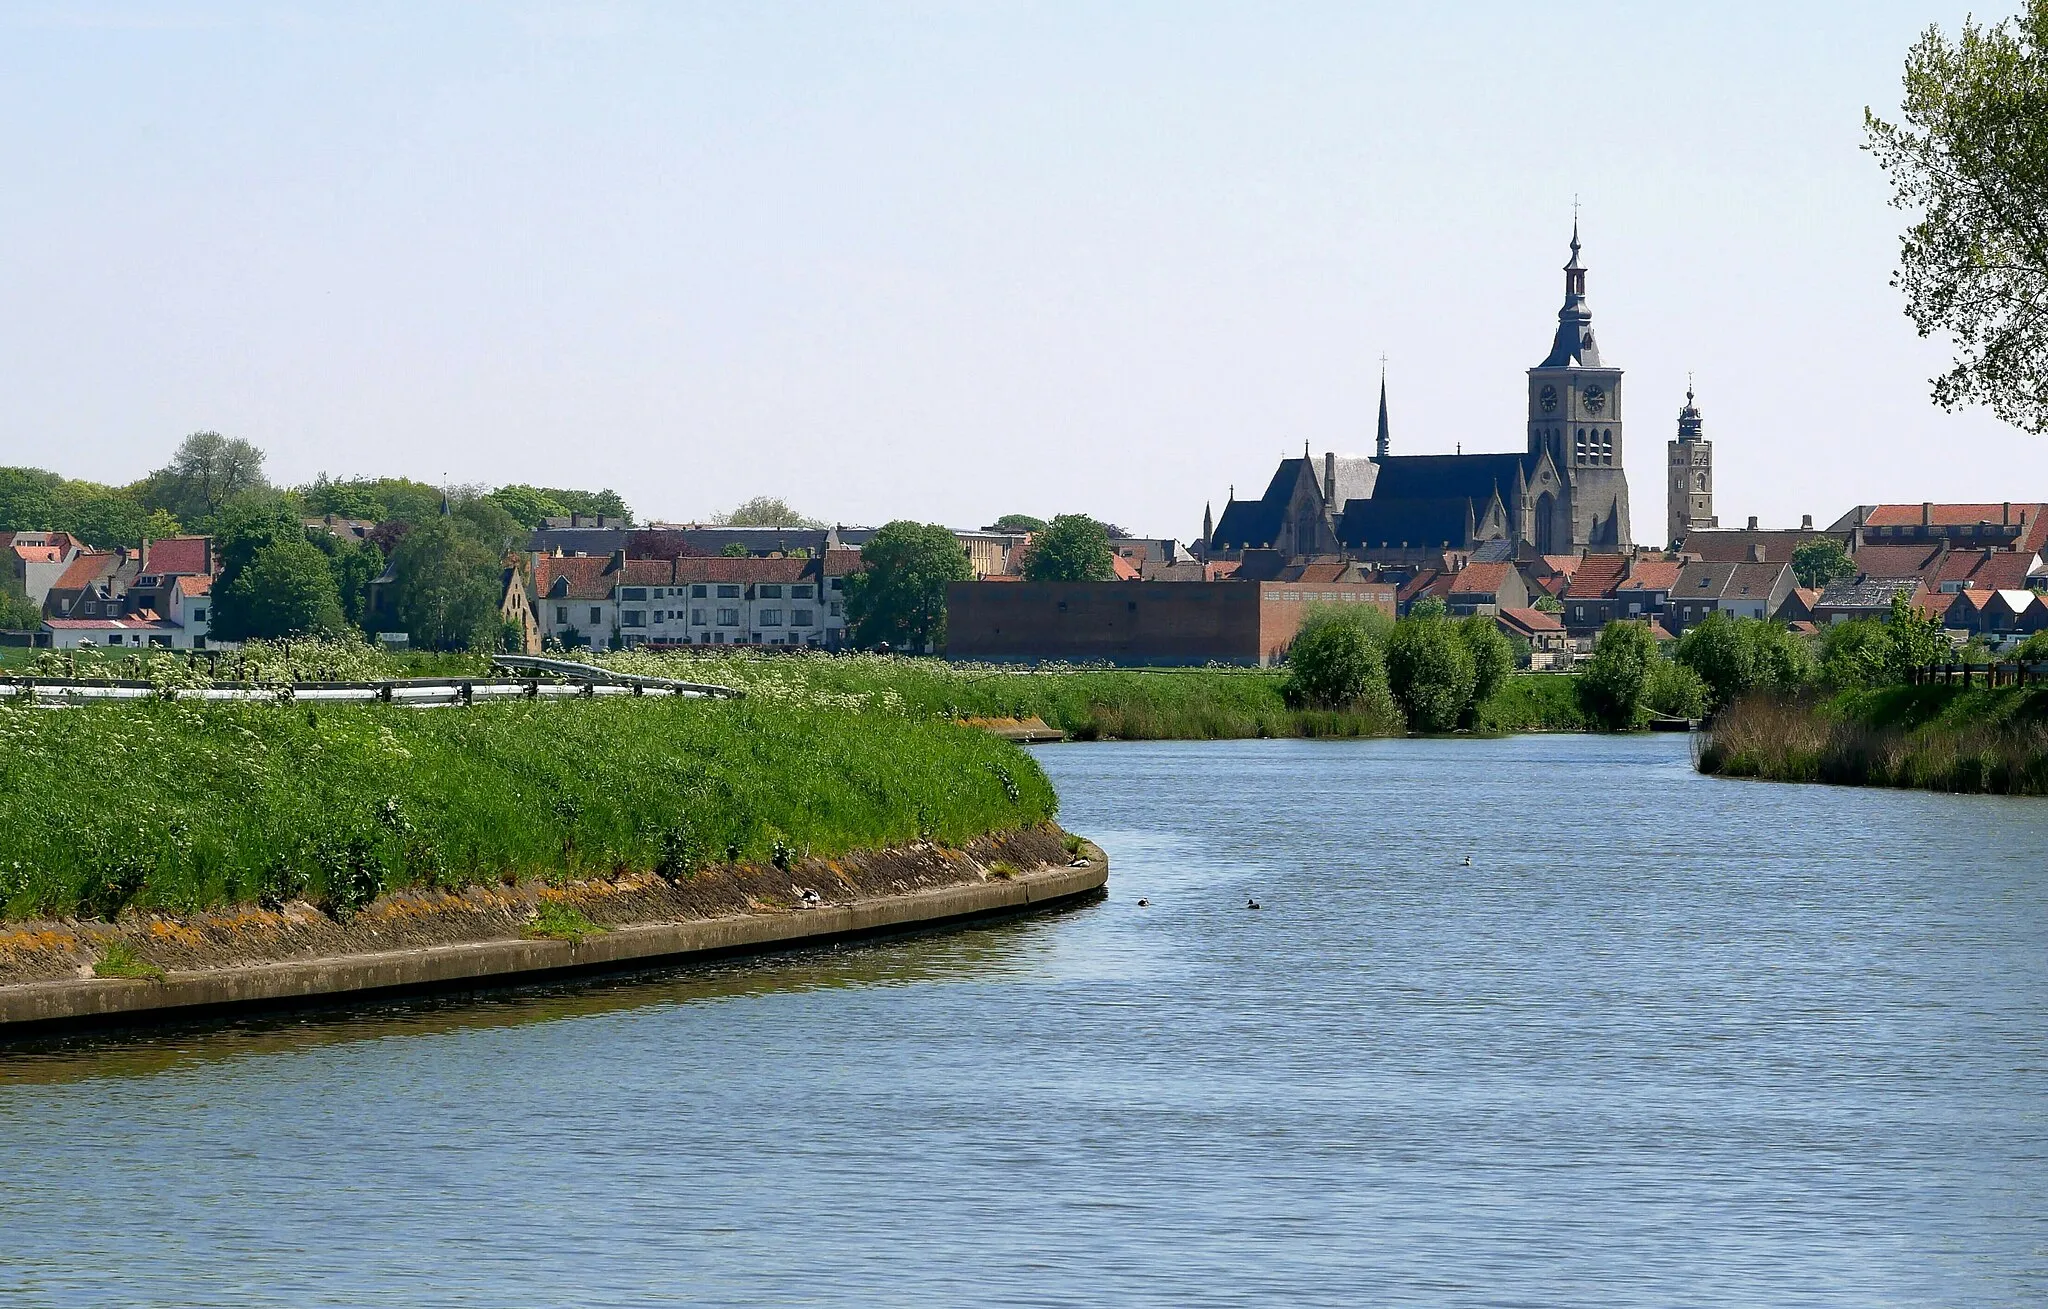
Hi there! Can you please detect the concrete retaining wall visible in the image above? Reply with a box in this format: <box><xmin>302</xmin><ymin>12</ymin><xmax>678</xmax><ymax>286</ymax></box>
<box><xmin>0</xmin><ymin>855</ymin><xmax>1106</xmax><ymax>1035</ymax></box>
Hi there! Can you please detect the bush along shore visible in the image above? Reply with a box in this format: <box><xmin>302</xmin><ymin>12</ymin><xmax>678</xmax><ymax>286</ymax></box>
<box><xmin>0</xmin><ymin>693</ymin><xmax>1058</xmax><ymax>929</ymax></box>
<box><xmin>1697</xmin><ymin>685</ymin><xmax>2048</xmax><ymax>795</ymax></box>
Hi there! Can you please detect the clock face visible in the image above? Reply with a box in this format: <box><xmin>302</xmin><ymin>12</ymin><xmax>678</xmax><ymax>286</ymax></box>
<box><xmin>1582</xmin><ymin>384</ymin><xmax>1607</xmax><ymax>414</ymax></box>
<box><xmin>1539</xmin><ymin>384</ymin><xmax>1558</xmax><ymax>413</ymax></box>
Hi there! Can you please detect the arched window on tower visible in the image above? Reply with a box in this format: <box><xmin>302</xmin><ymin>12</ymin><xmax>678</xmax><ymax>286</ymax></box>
<box><xmin>1696</xmin><ymin>471</ymin><xmax>1708</xmax><ymax>492</ymax></box>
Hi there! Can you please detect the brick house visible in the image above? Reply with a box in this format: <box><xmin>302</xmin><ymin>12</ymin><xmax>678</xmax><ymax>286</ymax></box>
<box><xmin>945</xmin><ymin>578</ymin><xmax>1395</xmax><ymax>666</ymax></box>
<box><xmin>38</xmin><ymin>537</ymin><xmax>220</xmax><ymax>649</ymax></box>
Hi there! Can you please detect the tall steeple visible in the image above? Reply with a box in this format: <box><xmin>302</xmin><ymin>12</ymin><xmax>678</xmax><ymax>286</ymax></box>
<box><xmin>1666</xmin><ymin>374</ymin><xmax>1716</xmax><ymax>546</ymax></box>
<box><xmin>1375</xmin><ymin>359</ymin><xmax>1391</xmax><ymax>460</ymax></box>
<box><xmin>1540</xmin><ymin>220</ymin><xmax>1600</xmax><ymax>368</ymax></box>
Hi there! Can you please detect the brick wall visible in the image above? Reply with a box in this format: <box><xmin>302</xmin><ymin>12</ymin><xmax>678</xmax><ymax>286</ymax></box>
<box><xmin>946</xmin><ymin>581</ymin><xmax>1395</xmax><ymax>667</ymax></box>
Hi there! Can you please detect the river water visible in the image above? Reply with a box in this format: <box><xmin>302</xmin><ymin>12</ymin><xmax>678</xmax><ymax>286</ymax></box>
<box><xmin>4</xmin><ymin>735</ymin><xmax>2048</xmax><ymax>1306</ymax></box>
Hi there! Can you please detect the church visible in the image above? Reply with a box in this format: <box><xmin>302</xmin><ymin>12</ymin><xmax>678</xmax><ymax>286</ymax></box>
<box><xmin>1205</xmin><ymin>226</ymin><xmax>1634</xmax><ymax>564</ymax></box>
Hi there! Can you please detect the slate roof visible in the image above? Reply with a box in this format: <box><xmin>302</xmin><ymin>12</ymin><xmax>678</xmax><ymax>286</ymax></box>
<box><xmin>1209</xmin><ymin>458</ymin><xmax>1316</xmax><ymax>551</ymax></box>
<box><xmin>1369</xmin><ymin>452</ymin><xmax>1528</xmax><ymax>505</ymax></box>
<box><xmin>1334</xmin><ymin>497</ymin><xmax>1471</xmax><ymax>550</ymax></box>
<box><xmin>1815</xmin><ymin>577</ymin><xmax>1923</xmax><ymax>610</ymax></box>
<box><xmin>1671</xmin><ymin>561</ymin><xmax>1789</xmax><ymax>601</ymax></box>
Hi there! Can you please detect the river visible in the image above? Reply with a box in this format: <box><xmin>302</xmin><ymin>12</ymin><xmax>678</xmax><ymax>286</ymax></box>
<box><xmin>4</xmin><ymin>734</ymin><xmax>2048</xmax><ymax>1306</ymax></box>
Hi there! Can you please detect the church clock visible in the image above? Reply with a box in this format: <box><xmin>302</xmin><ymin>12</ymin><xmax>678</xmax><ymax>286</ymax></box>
<box><xmin>1582</xmin><ymin>384</ymin><xmax>1606</xmax><ymax>414</ymax></box>
<box><xmin>1539</xmin><ymin>384</ymin><xmax>1558</xmax><ymax>413</ymax></box>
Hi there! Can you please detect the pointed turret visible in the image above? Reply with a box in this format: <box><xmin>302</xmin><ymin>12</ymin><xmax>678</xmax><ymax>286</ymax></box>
<box><xmin>1539</xmin><ymin>220</ymin><xmax>1600</xmax><ymax>368</ymax></box>
<box><xmin>1203</xmin><ymin>501</ymin><xmax>1214</xmax><ymax>544</ymax></box>
<box><xmin>1375</xmin><ymin>365</ymin><xmax>1391</xmax><ymax>460</ymax></box>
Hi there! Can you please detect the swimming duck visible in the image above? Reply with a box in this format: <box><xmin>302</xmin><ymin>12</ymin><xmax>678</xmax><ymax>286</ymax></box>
<box><xmin>1246</xmin><ymin>898</ymin><xmax>1261</xmax><ymax>910</ymax></box>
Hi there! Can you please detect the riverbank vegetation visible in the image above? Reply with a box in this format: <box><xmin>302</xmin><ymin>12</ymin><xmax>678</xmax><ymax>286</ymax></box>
<box><xmin>1698</xmin><ymin>685</ymin><xmax>2048</xmax><ymax>794</ymax></box>
<box><xmin>0</xmin><ymin>694</ymin><xmax>1055</xmax><ymax>922</ymax></box>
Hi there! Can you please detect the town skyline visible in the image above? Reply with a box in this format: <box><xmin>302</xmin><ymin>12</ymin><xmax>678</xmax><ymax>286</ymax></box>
<box><xmin>1</xmin><ymin>2</ymin><xmax>2040</xmax><ymax>540</ymax></box>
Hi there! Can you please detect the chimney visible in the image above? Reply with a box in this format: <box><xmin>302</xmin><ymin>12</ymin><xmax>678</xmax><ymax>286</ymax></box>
<box><xmin>1801</xmin><ymin>514</ymin><xmax>1813</xmax><ymax>530</ymax></box>
<box><xmin>1747</xmin><ymin>515</ymin><xmax>1759</xmax><ymax>530</ymax></box>
<box><xmin>1323</xmin><ymin>452</ymin><xmax>1335</xmax><ymax>501</ymax></box>
<box><xmin>1751</xmin><ymin>543</ymin><xmax>1767</xmax><ymax>563</ymax></box>
<box><xmin>2004</xmin><ymin>501</ymin><xmax>2012</xmax><ymax>525</ymax></box>
<box><xmin>1922</xmin><ymin>501</ymin><xmax>1934</xmax><ymax>527</ymax></box>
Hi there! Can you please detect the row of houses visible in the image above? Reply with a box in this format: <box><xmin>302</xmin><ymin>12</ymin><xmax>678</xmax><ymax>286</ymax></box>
<box><xmin>519</xmin><ymin>549</ymin><xmax>866</xmax><ymax>650</ymax></box>
<box><xmin>2</xmin><ymin>531</ymin><xmax>220</xmax><ymax>650</ymax></box>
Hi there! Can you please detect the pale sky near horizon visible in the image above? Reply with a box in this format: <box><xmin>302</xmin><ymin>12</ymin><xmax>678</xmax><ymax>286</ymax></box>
<box><xmin>0</xmin><ymin>1</ymin><xmax>2039</xmax><ymax>539</ymax></box>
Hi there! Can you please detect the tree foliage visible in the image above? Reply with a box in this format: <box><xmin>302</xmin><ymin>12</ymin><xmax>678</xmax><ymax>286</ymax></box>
<box><xmin>1022</xmin><ymin>515</ymin><xmax>1116</xmax><ymax>582</ymax></box>
<box><xmin>221</xmin><ymin>541</ymin><xmax>347</xmax><ymax>639</ymax></box>
<box><xmin>1282</xmin><ymin>606</ymin><xmax>1392</xmax><ymax>712</ymax></box>
<box><xmin>714</xmin><ymin>496</ymin><xmax>823</xmax><ymax>529</ymax></box>
<box><xmin>1578</xmin><ymin>621</ymin><xmax>1656</xmax><ymax>728</ymax></box>
<box><xmin>1675</xmin><ymin>612</ymin><xmax>1816</xmax><ymax>709</ymax></box>
<box><xmin>1384</xmin><ymin>614</ymin><xmax>1476</xmax><ymax>732</ymax></box>
<box><xmin>484</xmin><ymin>484</ymin><xmax>572</xmax><ymax>530</ymax></box>
<box><xmin>208</xmin><ymin>500</ymin><xmax>315</xmax><ymax>642</ymax></box>
<box><xmin>144</xmin><ymin>432</ymin><xmax>270</xmax><ymax>524</ymax></box>
<box><xmin>1792</xmin><ymin>536</ymin><xmax>1857</xmax><ymax>589</ymax></box>
<box><xmin>1865</xmin><ymin>1</ymin><xmax>2048</xmax><ymax>433</ymax></box>
<box><xmin>1644</xmin><ymin>657</ymin><xmax>1709</xmax><ymax>721</ymax></box>
<box><xmin>390</xmin><ymin>517</ymin><xmax>503</xmax><ymax>651</ymax></box>
<box><xmin>991</xmin><ymin>513</ymin><xmax>1046</xmax><ymax>533</ymax></box>
<box><xmin>844</xmin><ymin>521</ymin><xmax>970</xmax><ymax>652</ymax></box>
<box><xmin>1457</xmin><ymin>615</ymin><xmax>1514</xmax><ymax>721</ymax></box>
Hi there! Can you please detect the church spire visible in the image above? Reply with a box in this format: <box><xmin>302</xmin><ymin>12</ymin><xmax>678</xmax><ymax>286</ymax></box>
<box><xmin>1376</xmin><ymin>357</ymin><xmax>1391</xmax><ymax>459</ymax></box>
<box><xmin>1539</xmin><ymin>218</ymin><xmax>1600</xmax><ymax>368</ymax></box>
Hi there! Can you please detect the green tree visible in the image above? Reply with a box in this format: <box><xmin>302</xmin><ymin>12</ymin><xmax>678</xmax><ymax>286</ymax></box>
<box><xmin>220</xmin><ymin>541</ymin><xmax>346</xmax><ymax>639</ymax></box>
<box><xmin>538</xmin><ymin>486</ymin><xmax>630</xmax><ymax>523</ymax></box>
<box><xmin>1532</xmin><ymin>593</ymin><xmax>1564</xmax><ymax>613</ymax></box>
<box><xmin>1865</xmin><ymin>2</ymin><xmax>2048</xmax><ymax>433</ymax></box>
<box><xmin>1644</xmin><ymin>657</ymin><xmax>1710</xmax><ymax>720</ymax></box>
<box><xmin>720</xmin><ymin>542</ymin><xmax>751</xmax><ymax>557</ymax></box>
<box><xmin>301</xmin><ymin>475</ymin><xmax>390</xmax><ymax>522</ymax></box>
<box><xmin>1385</xmin><ymin>614</ymin><xmax>1477</xmax><ymax>732</ymax></box>
<box><xmin>1579</xmin><ymin>620</ymin><xmax>1656</xmax><ymax>728</ymax></box>
<box><xmin>844</xmin><ymin>520</ymin><xmax>970</xmax><ymax>651</ymax></box>
<box><xmin>1022</xmin><ymin>514</ymin><xmax>1115</xmax><ymax>582</ymax></box>
<box><xmin>144</xmin><ymin>431</ymin><xmax>270</xmax><ymax>524</ymax></box>
<box><xmin>1883</xmin><ymin>591</ymin><xmax>1950</xmax><ymax>678</ymax></box>
<box><xmin>451</xmin><ymin>495</ymin><xmax>526</xmax><ymax>553</ymax></box>
<box><xmin>1408</xmin><ymin>595</ymin><xmax>1448</xmax><ymax>619</ymax></box>
<box><xmin>1675</xmin><ymin>612</ymin><xmax>1753</xmax><ymax>708</ymax></box>
<box><xmin>1792</xmin><ymin>537</ymin><xmax>1856</xmax><ymax>589</ymax></box>
<box><xmin>390</xmin><ymin>516</ymin><xmax>502</xmax><ymax>651</ymax></box>
<box><xmin>485</xmin><ymin>484</ymin><xmax>572</xmax><ymax>530</ymax></box>
<box><xmin>207</xmin><ymin>499</ymin><xmax>312</xmax><ymax>641</ymax></box>
<box><xmin>0</xmin><ymin>583</ymin><xmax>42</xmax><ymax>630</ymax></box>
<box><xmin>0</xmin><ymin>467</ymin><xmax>61</xmax><ymax>530</ymax></box>
<box><xmin>991</xmin><ymin>513</ymin><xmax>1046</xmax><ymax>533</ymax></box>
<box><xmin>308</xmin><ymin>532</ymin><xmax>384</xmax><ymax>628</ymax></box>
<box><xmin>1817</xmin><ymin>618</ymin><xmax>1890</xmax><ymax>688</ymax></box>
<box><xmin>1282</xmin><ymin>606</ymin><xmax>1392</xmax><ymax>711</ymax></box>
<box><xmin>1457</xmin><ymin>614</ymin><xmax>1514</xmax><ymax>722</ymax></box>
<box><xmin>56</xmin><ymin>484</ymin><xmax>151</xmax><ymax>549</ymax></box>
<box><xmin>714</xmin><ymin>496</ymin><xmax>823</xmax><ymax>529</ymax></box>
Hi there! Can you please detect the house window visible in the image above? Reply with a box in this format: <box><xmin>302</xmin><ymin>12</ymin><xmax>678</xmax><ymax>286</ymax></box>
<box><xmin>692</xmin><ymin>585</ymin><xmax>708</xmax><ymax>598</ymax></box>
<box><xmin>760</xmin><ymin>608</ymin><xmax>784</xmax><ymax>626</ymax></box>
<box><xmin>692</xmin><ymin>609</ymin><xmax>707</xmax><ymax>625</ymax></box>
<box><xmin>590</xmin><ymin>607</ymin><xmax>603</xmax><ymax>626</ymax></box>
<box><xmin>717</xmin><ymin>584</ymin><xmax>740</xmax><ymax>599</ymax></box>
<box><xmin>791</xmin><ymin>585</ymin><xmax>814</xmax><ymax>599</ymax></box>
<box><xmin>759</xmin><ymin>585</ymin><xmax>783</xmax><ymax>599</ymax></box>
<box><xmin>621</xmin><ymin>588</ymin><xmax>647</xmax><ymax>601</ymax></box>
<box><xmin>192</xmin><ymin>606</ymin><xmax>208</xmax><ymax>623</ymax></box>
<box><xmin>194</xmin><ymin>636</ymin><xmax>207</xmax><ymax>650</ymax></box>
<box><xmin>107</xmin><ymin>633</ymin><xmax>122</xmax><ymax>645</ymax></box>
<box><xmin>791</xmin><ymin>608</ymin><xmax>814</xmax><ymax>627</ymax></box>
<box><xmin>716</xmin><ymin>607</ymin><xmax>740</xmax><ymax>626</ymax></box>
<box><xmin>622</xmin><ymin>611</ymin><xmax>645</xmax><ymax>628</ymax></box>
<box><xmin>828</xmin><ymin>601</ymin><xmax>842</xmax><ymax>618</ymax></box>
<box><xmin>556</xmin><ymin>607</ymin><xmax>568</xmax><ymax>624</ymax></box>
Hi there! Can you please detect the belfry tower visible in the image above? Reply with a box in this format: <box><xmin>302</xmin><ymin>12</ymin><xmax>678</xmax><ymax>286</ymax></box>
<box><xmin>1666</xmin><ymin>381</ymin><xmax>1716</xmax><ymax>546</ymax></box>
<box><xmin>1525</xmin><ymin>222</ymin><xmax>1631</xmax><ymax>550</ymax></box>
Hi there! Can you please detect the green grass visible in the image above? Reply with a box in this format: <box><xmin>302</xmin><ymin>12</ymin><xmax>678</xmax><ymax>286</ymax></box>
<box><xmin>92</xmin><ymin>942</ymin><xmax>166</xmax><ymax>982</ymax></box>
<box><xmin>524</xmin><ymin>902</ymin><xmax>607</xmax><ymax>942</ymax></box>
<box><xmin>1472</xmin><ymin>673</ymin><xmax>1589</xmax><ymax>733</ymax></box>
<box><xmin>0</xmin><ymin>694</ymin><xmax>1055</xmax><ymax>921</ymax></box>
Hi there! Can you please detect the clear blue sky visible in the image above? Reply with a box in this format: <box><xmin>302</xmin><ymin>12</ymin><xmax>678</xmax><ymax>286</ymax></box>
<box><xmin>0</xmin><ymin>1</ymin><xmax>2035</xmax><ymax>538</ymax></box>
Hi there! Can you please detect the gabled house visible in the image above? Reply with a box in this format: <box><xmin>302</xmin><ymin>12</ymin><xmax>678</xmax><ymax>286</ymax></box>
<box><xmin>1666</xmin><ymin>561</ymin><xmax>1796</xmax><ymax>634</ymax></box>
<box><xmin>1496</xmin><ymin>607</ymin><xmax>1569</xmax><ymax>669</ymax></box>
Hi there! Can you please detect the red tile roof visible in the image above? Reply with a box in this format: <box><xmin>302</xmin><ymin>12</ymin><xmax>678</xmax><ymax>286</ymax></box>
<box><xmin>1864</xmin><ymin>502</ymin><xmax>2040</xmax><ymax>528</ymax></box>
<box><xmin>534</xmin><ymin>555</ymin><xmax>618</xmax><ymax>601</ymax></box>
<box><xmin>822</xmin><ymin>549</ymin><xmax>866</xmax><ymax>577</ymax></box>
<box><xmin>1447</xmin><ymin>561</ymin><xmax>1515</xmax><ymax>598</ymax></box>
<box><xmin>10</xmin><ymin>545</ymin><xmax>64</xmax><ymax>564</ymax></box>
<box><xmin>141</xmin><ymin>536</ymin><xmax>212</xmax><ymax>577</ymax></box>
<box><xmin>175</xmin><ymin>575</ymin><xmax>213</xmax><ymax>597</ymax></box>
<box><xmin>1616</xmin><ymin>560</ymin><xmax>1682</xmax><ymax>593</ymax></box>
<box><xmin>671</xmin><ymin>557</ymin><xmax>812</xmax><ymax>584</ymax></box>
<box><xmin>1496</xmin><ymin>606</ymin><xmax>1562</xmax><ymax>635</ymax></box>
<box><xmin>1564</xmin><ymin>554</ymin><xmax>1627</xmax><ymax>599</ymax></box>
<box><xmin>51</xmin><ymin>551</ymin><xmax>116</xmax><ymax>592</ymax></box>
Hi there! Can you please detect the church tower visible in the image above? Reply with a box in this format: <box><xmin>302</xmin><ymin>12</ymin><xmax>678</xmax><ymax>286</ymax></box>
<box><xmin>1666</xmin><ymin>381</ymin><xmax>1716</xmax><ymax>546</ymax></box>
<box><xmin>1526</xmin><ymin>223</ymin><xmax>1631</xmax><ymax>550</ymax></box>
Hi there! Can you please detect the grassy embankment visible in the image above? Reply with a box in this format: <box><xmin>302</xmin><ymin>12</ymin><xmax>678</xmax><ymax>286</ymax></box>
<box><xmin>1698</xmin><ymin>685</ymin><xmax>2048</xmax><ymax>794</ymax></box>
<box><xmin>0</xmin><ymin>691</ymin><xmax>1055</xmax><ymax>922</ymax></box>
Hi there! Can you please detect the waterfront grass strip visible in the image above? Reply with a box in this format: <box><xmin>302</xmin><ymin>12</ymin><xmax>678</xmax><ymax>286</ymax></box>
<box><xmin>1698</xmin><ymin>686</ymin><xmax>2048</xmax><ymax>794</ymax></box>
<box><xmin>0</xmin><ymin>696</ymin><xmax>1055</xmax><ymax>921</ymax></box>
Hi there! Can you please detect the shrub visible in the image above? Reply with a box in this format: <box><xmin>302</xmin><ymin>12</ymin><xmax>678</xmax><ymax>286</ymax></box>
<box><xmin>1578</xmin><ymin>621</ymin><xmax>1654</xmax><ymax>728</ymax></box>
<box><xmin>1456</xmin><ymin>615</ymin><xmax>1514</xmax><ymax>725</ymax></box>
<box><xmin>1282</xmin><ymin>607</ymin><xmax>1391</xmax><ymax>711</ymax></box>
<box><xmin>1385</xmin><ymin>615</ymin><xmax>1476</xmax><ymax>732</ymax></box>
<box><xmin>526</xmin><ymin>902</ymin><xmax>605</xmax><ymax>942</ymax></box>
<box><xmin>1643</xmin><ymin>658</ymin><xmax>1708</xmax><ymax>720</ymax></box>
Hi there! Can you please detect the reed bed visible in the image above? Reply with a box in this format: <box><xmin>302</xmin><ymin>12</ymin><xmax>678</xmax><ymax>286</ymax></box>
<box><xmin>1697</xmin><ymin>688</ymin><xmax>2048</xmax><ymax>795</ymax></box>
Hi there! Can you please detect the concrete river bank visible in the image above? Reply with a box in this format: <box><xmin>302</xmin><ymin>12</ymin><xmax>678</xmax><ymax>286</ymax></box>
<box><xmin>5</xmin><ymin>734</ymin><xmax>2047</xmax><ymax>1306</ymax></box>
